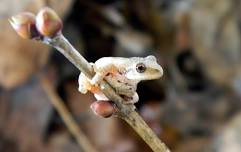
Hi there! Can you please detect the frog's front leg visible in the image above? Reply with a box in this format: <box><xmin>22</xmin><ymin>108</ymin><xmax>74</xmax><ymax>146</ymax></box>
<box><xmin>90</xmin><ymin>73</ymin><xmax>105</xmax><ymax>86</ymax></box>
<box><xmin>79</xmin><ymin>72</ymin><xmax>109</xmax><ymax>100</ymax></box>
<box><xmin>90</xmin><ymin>64</ymin><xmax>116</xmax><ymax>86</ymax></box>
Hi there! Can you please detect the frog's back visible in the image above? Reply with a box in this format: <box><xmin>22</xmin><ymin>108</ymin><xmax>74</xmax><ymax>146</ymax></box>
<box><xmin>95</xmin><ymin>57</ymin><xmax>131</xmax><ymax>68</ymax></box>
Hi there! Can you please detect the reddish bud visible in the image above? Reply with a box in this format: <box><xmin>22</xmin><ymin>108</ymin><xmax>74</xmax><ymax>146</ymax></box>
<box><xmin>36</xmin><ymin>7</ymin><xmax>62</xmax><ymax>37</ymax></box>
<box><xmin>9</xmin><ymin>12</ymin><xmax>39</xmax><ymax>39</ymax></box>
<box><xmin>90</xmin><ymin>101</ymin><xmax>117</xmax><ymax>118</ymax></box>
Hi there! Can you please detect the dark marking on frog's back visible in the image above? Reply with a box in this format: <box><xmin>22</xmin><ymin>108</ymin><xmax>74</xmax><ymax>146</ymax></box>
<box><xmin>118</xmin><ymin>71</ymin><xmax>123</xmax><ymax>75</ymax></box>
<box><xmin>125</xmin><ymin>82</ymin><xmax>132</xmax><ymax>86</ymax></box>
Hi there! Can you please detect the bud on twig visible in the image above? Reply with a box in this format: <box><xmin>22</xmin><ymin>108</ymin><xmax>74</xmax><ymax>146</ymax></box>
<box><xmin>36</xmin><ymin>7</ymin><xmax>63</xmax><ymax>37</ymax></box>
<box><xmin>90</xmin><ymin>101</ymin><xmax>117</xmax><ymax>118</ymax></box>
<box><xmin>9</xmin><ymin>12</ymin><xmax>39</xmax><ymax>39</ymax></box>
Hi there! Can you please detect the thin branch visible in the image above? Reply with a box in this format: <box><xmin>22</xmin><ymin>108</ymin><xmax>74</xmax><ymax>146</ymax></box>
<box><xmin>40</xmin><ymin>76</ymin><xmax>98</xmax><ymax>152</ymax></box>
<box><xmin>43</xmin><ymin>34</ymin><xmax>170</xmax><ymax>152</ymax></box>
<box><xmin>9</xmin><ymin>7</ymin><xmax>170</xmax><ymax>152</ymax></box>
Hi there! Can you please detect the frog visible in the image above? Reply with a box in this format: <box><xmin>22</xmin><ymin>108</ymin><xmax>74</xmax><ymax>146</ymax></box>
<box><xmin>78</xmin><ymin>55</ymin><xmax>163</xmax><ymax>104</ymax></box>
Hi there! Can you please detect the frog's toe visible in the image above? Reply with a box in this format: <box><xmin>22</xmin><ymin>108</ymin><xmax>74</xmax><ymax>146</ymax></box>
<box><xmin>131</xmin><ymin>93</ymin><xmax>139</xmax><ymax>104</ymax></box>
<box><xmin>90</xmin><ymin>79</ymin><xmax>98</xmax><ymax>86</ymax></box>
<box><xmin>78</xmin><ymin>86</ymin><xmax>88</xmax><ymax>94</ymax></box>
<box><xmin>94</xmin><ymin>93</ymin><xmax>109</xmax><ymax>101</ymax></box>
<box><xmin>90</xmin><ymin>73</ymin><xmax>103</xmax><ymax>86</ymax></box>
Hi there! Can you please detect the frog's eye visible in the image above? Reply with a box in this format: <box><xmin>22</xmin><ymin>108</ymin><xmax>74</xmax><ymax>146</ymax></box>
<box><xmin>136</xmin><ymin>63</ymin><xmax>146</xmax><ymax>73</ymax></box>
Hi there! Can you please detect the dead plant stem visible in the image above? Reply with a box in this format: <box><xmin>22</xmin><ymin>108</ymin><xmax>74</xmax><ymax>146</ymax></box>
<box><xmin>41</xmin><ymin>76</ymin><xmax>98</xmax><ymax>152</ymax></box>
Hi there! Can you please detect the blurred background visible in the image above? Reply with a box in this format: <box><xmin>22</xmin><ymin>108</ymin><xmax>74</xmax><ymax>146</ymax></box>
<box><xmin>0</xmin><ymin>0</ymin><xmax>241</xmax><ymax>151</ymax></box>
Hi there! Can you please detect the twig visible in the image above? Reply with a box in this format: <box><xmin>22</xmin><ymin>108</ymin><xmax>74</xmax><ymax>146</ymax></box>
<box><xmin>40</xmin><ymin>76</ymin><xmax>98</xmax><ymax>152</ymax></box>
<box><xmin>9</xmin><ymin>8</ymin><xmax>170</xmax><ymax>151</ymax></box>
<box><xmin>43</xmin><ymin>34</ymin><xmax>170</xmax><ymax>152</ymax></box>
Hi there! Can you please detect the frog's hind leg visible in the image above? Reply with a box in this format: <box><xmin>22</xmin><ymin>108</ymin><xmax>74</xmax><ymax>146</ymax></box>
<box><xmin>126</xmin><ymin>92</ymin><xmax>139</xmax><ymax>104</ymax></box>
<box><xmin>124</xmin><ymin>92</ymin><xmax>139</xmax><ymax>104</ymax></box>
<box><xmin>119</xmin><ymin>92</ymin><xmax>139</xmax><ymax>104</ymax></box>
<box><xmin>78</xmin><ymin>72</ymin><xmax>89</xmax><ymax>94</ymax></box>
<box><xmin>132</xmin><ymin>92</ymin><xmax>139</xmax><ymax>103</ymax></box>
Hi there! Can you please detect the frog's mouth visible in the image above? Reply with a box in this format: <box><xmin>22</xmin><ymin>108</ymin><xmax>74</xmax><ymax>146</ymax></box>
<box><xmin>146</xmin><ymin>68</ymin><xmax>163</xmax><ymax>79</ymax></box>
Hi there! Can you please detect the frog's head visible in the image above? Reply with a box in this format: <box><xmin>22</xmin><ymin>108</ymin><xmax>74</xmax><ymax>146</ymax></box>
<box><xmin>125</xmin><ymin>55</ymin><xmax>163</xmax><ymax>81</ymax></box>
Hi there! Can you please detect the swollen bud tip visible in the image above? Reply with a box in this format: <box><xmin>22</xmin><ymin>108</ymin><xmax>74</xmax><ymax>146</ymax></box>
<box><xmin>9</xmin><ymin>12</ymin><xmax>39</xmax><ymax>39</ymax></box>
<box><xmin>90</xmin><ymin>101</ymin><xmax>117</xmax><ymax>118</ymax></box>
<box><xmin>36</xmin><ymin>7</ymin><xmax>62</xmax><ymax>37</ymax></box>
